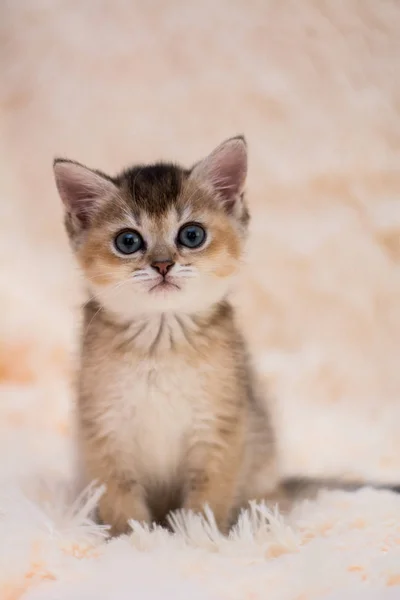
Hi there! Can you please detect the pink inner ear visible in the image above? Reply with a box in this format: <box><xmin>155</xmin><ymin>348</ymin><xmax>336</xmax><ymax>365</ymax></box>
<box><xmin>209</xmin><ymin>148</ymin><xmax>247</xmax><ymax>201</ymax></box>
<box><xmin>192</xmin><ymin>137</ymin><xmax>247</xmax><ymax>207</ymax></box>
<box><xmin>53</xmin><ymin>161</ymin><xmax>117</xmax><ymax>223</ymax></box>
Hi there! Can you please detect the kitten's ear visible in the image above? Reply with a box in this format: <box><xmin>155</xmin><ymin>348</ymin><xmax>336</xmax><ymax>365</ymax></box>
<box><xmin>190</xmin><ymin>136</ymin><xmax>247</xmax><ymax>214</ymax></box>
<box><xmin>53</xmin><ymin>159</ymin><xmax>117</xmax><ymax>230</ymax></box>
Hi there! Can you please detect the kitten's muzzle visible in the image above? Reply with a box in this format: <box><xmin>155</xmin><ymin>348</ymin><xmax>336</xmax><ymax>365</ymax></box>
<box><xmin>151</xmin><ymin>259</ymin><xmax>175</xmax><ymax>277</ymax></box>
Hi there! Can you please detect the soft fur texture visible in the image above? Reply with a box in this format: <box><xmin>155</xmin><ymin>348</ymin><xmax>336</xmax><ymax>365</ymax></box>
<box><xmin>1</xmin><ymin>1</ymin><xmax>400</xmax><ymax>598</ymax></box>
<box><xmin>53</xmin><ymin>139</ymin><xmax>277</xmax><ymax>535</ymax></box>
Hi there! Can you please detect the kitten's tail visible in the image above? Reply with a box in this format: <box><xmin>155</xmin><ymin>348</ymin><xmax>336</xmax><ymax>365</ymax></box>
<box><xmin>281</xmin><ymin>476</ymin><xmax>400</xmax><ymax>504</ymax></box>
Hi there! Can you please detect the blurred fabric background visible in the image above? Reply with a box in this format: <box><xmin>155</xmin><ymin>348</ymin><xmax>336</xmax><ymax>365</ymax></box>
<box><xmin>1</xmin><ymin>0</ymin><xmax>400</xmax><ymax>492</ymax></box>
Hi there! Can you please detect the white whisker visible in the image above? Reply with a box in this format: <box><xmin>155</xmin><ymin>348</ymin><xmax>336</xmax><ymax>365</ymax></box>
<box><xmin>82</xmin><ymin>272</ymin><xmax>119</xmax><ymax>283</ymax></box>
<box><xmin>171</xmin><ymin>273</ymin><xmax>197</xmax><ymax>280</ymax></box>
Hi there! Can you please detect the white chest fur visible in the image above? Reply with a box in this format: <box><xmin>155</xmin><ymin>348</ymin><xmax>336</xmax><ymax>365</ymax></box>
<box><xmin>82</xmin><ymin>312</ymin><xmax>220</xmax><ymax>491</ymax></box>
<box><xmin>91</xmin><ymin>350</ymin><xmax>199</xmax><ymax>485</ymax></box>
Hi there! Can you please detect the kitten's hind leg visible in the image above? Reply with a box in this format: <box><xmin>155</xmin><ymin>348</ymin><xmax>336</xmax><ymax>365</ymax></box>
<box><xmin>98</xmin><ymin>478</ymin><xmax>151</xmax><ymax>537</ymax></box>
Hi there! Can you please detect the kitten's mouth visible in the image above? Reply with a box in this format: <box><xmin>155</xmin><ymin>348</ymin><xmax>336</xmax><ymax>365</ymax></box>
<box><xmin>149</xmin><ymin>279</ymin><xmax>180</xmax><ymax>294</ymax></box>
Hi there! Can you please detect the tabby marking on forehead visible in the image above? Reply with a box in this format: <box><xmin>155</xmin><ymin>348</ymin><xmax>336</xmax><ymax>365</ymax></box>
<box><xmin>117</xmin><ymin>163</ymin><xmax>186</xmax><ymax>216</ymax></box>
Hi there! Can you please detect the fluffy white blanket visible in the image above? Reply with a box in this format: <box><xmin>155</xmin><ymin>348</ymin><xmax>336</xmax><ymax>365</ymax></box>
<box><xmin>2</xmin><ymin>475</ymin><xmax>400</xmax><ymax>599</ymax></box>
<box><xmin>0</xmin><ymin>382</ymin><xmax>399</xmax><ymax>599</ymax></box>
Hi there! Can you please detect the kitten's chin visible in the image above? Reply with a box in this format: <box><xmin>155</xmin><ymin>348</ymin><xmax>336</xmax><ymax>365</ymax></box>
<box><xmin>148</xmin><ymin>280</ymin><xmax>181</xmax><ymax>294</ymax></box>
<box><xmin>92</xmin><ymin>276</ymin><xmax>235</xmax><ymax>320</ymax></box>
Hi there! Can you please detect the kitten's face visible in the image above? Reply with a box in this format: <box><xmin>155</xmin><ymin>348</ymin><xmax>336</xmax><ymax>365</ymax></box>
<box><xmin>54</xmin><ymin>137</ymin><xmax>249</xmax><ymax>319</ymax></box>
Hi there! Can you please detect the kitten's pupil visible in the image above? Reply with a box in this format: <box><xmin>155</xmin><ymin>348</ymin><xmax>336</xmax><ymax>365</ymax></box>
<box><xmin>124</xmin><ymin>234</ymin><xmax>134</xmax><ymax>246</ymax></box>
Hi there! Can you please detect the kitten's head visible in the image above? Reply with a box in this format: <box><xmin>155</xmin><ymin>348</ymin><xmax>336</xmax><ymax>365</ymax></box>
<box><xmin>53</xmin><ymin>136</ymin><xmax>249</xmax><ymax>319</ymax></box>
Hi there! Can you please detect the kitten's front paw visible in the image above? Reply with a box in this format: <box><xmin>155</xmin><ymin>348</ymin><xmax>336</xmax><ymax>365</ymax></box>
<box><xmin>98</xmin><ymin>484</ymin><xmax>152</xmax><ymax>537</ymax></box>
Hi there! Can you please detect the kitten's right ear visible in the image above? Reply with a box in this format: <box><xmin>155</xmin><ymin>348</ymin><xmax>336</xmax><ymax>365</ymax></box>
<box><xmin>53</xmin><ymin>159</ymin><xmax>117</xmax><ymax>229</ymax></box>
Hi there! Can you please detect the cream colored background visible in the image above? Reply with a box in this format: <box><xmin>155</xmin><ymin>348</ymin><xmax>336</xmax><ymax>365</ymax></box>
<box><xmin>1</xmin><ymin>0</ymin><xmax>400</xmax><ymax>489</ymax></box>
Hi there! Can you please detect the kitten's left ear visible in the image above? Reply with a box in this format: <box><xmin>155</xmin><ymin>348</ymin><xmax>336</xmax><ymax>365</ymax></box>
<box><xmin>190</xmin><ymin>136</ymin><xmax>247</xmax><ymax>214</ymax></box>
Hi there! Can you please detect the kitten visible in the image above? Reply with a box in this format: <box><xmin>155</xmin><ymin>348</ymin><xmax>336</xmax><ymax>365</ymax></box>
<box><xmin>53</xmin><ymin>136</ymin><xmax>279</xmax><ymax>535</ymax></box>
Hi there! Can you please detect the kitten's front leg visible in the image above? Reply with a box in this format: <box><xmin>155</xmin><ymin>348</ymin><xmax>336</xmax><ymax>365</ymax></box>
<box><xmin>98</xmin><ymin>477</ymin><xmax>151</xmax><ymax>536</ymax></box>
<box><xmin>183</xmin><ymin>423</ymin><xmax>245</xmax><ymax>534</ymax></box>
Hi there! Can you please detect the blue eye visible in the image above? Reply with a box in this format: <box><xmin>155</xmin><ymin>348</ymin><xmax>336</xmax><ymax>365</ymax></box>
<box><xmin>177</xmin><ymin>224</ymin><xmax>206</xmax><ymax>249</ymax></box>
<box><xmin>114</xmin><ymin>229</ymin><xmax>144</xmax><ymax>255</ymax></box>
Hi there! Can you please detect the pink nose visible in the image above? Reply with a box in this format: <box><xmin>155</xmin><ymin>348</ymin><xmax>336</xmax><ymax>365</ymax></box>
<box><xmin>151</xmin><ymin>260</ymin><xmax>174</xmax><ymax>276</ymax></box>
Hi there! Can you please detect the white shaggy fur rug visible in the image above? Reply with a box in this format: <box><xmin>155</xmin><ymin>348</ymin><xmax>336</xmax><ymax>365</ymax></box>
<box><xmin>2</xmin><ymin>476</ymin><xmax>400</xmax><ymax>599</ymax></box>
<box><xmin>2</xmin><ymin>1</ymin><xmax>400</xmax><ymax>598</ymax></box>
<box><xmin>1</xmin><ymin>382</ymin><xmax>400</xmax><ymax>599</ymax></box>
